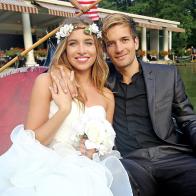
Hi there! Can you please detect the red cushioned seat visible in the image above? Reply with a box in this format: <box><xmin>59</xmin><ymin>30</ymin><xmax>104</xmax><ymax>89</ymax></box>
<box><xmin>0</xmin><ymin>67</ymin><xmax>48</xmax><ymax>155</ymax></box>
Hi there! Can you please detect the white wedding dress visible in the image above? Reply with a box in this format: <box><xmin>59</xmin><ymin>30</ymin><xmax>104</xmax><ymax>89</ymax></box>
<box><xmin>0</xmin><ymin>101</ymin><xmax>133</xmax><ymax>196</ymax></box>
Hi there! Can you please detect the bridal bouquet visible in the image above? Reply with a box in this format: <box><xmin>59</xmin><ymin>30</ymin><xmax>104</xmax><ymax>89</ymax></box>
<box><xmin>72</xmin><ymin>115</ymin><xmax>116</xmax><ymax>156</ymax></box>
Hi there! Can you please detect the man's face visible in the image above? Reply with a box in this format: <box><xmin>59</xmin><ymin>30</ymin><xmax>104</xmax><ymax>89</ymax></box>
<box><xmin>105</xmin><ymin>24</ymin><xmax>139</xmax><ymax>71</ymax></box>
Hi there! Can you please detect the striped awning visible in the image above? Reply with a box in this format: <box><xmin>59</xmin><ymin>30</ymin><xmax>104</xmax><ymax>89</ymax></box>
<box><xmin>0</xmin><ymin>0</ymin><xmax>38</xmax><ymax>14</ymax></box>
<box><xmin>36</xmin><ymin>2</ymin><xmax>75</xmax><ymax>17</ymax></box>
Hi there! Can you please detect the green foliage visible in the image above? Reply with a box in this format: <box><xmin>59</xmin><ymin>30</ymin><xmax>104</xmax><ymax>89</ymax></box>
<box><xmin>99</xmin><ymin>0</ymin><xmax>115</xmax><ymax>9</ymax></box>
<box><xmin>5</xmin><ymin>48</ymin><xmax>23</xmax><ymax>57</ymax></box>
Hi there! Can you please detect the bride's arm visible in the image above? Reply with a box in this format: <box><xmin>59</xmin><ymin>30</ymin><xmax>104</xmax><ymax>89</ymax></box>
<box><xmin>25</xmin><ymin>73</ymin><xmax>71</xmax><ymax>145</ymax></box>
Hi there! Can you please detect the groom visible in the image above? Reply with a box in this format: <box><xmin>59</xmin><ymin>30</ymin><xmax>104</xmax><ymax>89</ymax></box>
<box><xmin>53</xmin><ymin>14</ymin><xmax>196</xmax><ymax>196</ymax></box>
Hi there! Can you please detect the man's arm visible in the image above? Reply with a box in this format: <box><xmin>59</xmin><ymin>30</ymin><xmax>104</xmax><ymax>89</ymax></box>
<box><xmin>172</xmin><ymin>66</ymin><xmax>196</xmax><ymax>150</ymax></box>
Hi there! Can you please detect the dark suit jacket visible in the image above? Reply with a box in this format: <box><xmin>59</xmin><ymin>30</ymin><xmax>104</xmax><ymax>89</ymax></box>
<box><xmin>107</xmin><ymin>60</ymin><xmax>196</xmax><ymax>151</ymax></box>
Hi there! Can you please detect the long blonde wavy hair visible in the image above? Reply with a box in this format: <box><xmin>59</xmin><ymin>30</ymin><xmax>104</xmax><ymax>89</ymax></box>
<box><xmin>50</xmin><ymin>16</ymin><xmax>109</xmax><ymax>104</ymax></box>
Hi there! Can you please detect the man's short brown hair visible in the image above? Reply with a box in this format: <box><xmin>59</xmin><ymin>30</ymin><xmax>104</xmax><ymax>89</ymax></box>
<box><xmin>102</xmin><ymin>13</ymin><xmax>137</xmax><ymax>41</ymax></box>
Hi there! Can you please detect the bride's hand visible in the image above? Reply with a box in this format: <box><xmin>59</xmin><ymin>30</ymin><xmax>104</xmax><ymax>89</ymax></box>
<box><xmin>50</xmin><ymin>73</ymin><xmax>72</xmax><ymax>114</ymax></box>
<box><xmin>79</xmin><ymin>138</ymin><xmax>96</xmax><ymax>159</ymax></box>
<box><xmin>50</xmin><ymin>67</ymin><xmax>78</xmax><ymax>98</ymax></box>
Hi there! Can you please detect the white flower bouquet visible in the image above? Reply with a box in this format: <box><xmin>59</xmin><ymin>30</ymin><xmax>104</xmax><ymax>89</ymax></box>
<box><xmin>72</xmin><ymin>115</ymin><xmax>116</xmax><ymax>156</ymax></box>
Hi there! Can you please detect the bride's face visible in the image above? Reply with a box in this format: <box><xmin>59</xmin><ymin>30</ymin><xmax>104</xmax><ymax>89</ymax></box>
<box><xmin>66</xmin><ymin>28</ymin><xmax>97</xmax><ymax>72</ymax></box>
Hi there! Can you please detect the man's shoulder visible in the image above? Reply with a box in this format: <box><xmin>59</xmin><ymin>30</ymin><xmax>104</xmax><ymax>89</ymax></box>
<box><xmin>140</xmin><ymin>60</ymin><xmax>177</xmax><ymax>73</ymax></box>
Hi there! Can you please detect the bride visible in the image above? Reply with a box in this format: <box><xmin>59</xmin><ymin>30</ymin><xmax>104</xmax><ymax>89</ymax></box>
<box><xmin>0</xmin><ymin>16</ymin><xmax>133</xmax><ymax>196</ymax></box>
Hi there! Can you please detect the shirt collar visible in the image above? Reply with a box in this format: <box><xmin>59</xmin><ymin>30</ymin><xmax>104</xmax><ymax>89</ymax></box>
<box><xmin>115</xmin><ymin>61</ymin><xmax>143</xmax><ymax>83</ymax></box>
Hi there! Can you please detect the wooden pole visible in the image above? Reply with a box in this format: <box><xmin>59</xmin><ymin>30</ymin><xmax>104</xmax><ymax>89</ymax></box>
<box><xmin>0</xmin><ymin>0</ymin><xmax>102</xmax><ymax>73</ymax></box>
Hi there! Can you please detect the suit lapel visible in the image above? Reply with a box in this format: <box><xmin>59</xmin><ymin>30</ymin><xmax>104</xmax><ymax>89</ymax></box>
<box><xmin>141</xmin><ymin>61</ymin><xmax>157</xmax><ymax>130</ymax></box>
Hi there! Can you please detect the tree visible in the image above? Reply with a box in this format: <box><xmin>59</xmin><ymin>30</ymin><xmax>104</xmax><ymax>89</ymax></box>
<box><xmin>99</xmin><ymin>0</ymin><xmax>114</xmax><ymax>9</ymax></box>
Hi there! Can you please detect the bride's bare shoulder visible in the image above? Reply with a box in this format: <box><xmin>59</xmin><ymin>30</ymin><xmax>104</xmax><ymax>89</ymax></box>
<box><xmin>34</xmin><ymin>72</ymin><xmax>52</xmax><ymax>87</ymax></box>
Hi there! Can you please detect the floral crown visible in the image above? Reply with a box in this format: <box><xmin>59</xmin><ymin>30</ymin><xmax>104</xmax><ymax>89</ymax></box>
<box><xmin>55</xmin><ymin>23</ymin><xmax>102</xmax><ymax>43</ymax></box>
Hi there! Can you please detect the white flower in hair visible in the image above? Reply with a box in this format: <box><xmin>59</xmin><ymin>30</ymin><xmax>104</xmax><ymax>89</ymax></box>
<box><xmin>55</xmin><ymin>32</ymin><xmax>61</xmax><ymax>41</ymax></box>
<box><xmin>55</xmin><ymin>23</ymin><xmax>102</xmax><ymax>44</ymax></box>
<box><xmin>55</xmin><ymin>24</ymin><xmax>74</xmax><ymax>43</ymax></box>
<box><xmin>97</xmin><ymin>31</ymin><xmax>102</xmax><ymax>39</ymax></box>
<box><xmin>85</xmin><ymin>23</ymin><xmax>102</xmax><ymax>38</ymax></box>
<box><xmin>61</xmin><ymin>24</ymin><xmax>74</xmax><ymax>37</ymax></box>
<box><xmin>89</xmin><ymin>23</ymin><xmax>99</xmax><ymax>34</ymax></box>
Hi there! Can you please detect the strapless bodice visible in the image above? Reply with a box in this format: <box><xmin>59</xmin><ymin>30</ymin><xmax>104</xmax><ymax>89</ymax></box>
<box><xmin>48</xmin><ymin>100</ymin><xmax>106</xmax><ymax>156</ymax></box>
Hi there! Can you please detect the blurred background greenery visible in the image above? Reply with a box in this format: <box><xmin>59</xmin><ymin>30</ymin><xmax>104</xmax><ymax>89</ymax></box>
<box><xmin>178</xmin><ymin>64</ymin><xmax>196</xmax><ymax>112</ymax></box>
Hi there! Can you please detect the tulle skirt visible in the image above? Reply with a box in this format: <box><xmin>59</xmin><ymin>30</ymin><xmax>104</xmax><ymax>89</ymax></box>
<box><xmin>0</xmin><ymin>125</ymin><xmax>133</xmax><ymax>196</ymax></box>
